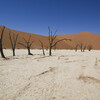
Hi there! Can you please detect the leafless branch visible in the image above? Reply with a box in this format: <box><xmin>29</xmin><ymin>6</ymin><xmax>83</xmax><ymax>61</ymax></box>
<box><xmin>9</xmin><ymin>32</ymin><xmax>19</xmax><ymax>56</ymax></box>
<box><xmin>88</xmin><ymin>44</ymin><xmax>93</xmax><ymax>51</ymax></box>
<box><xmin>39</xmin><ymin>40</ymin><xmax>45</xmax><ymax>55</ymax></box>
<box><xmin>18</xmin><ymin>35</ymin><xmax>33</xmax><ymax>55</ymax></box>
<box><xmin>0</xmin><ymin>26</ymin><xmax>6</xmax><ymax>58</ymax></box>
<box><xmin>48</xmin><ymin>27</ymin><xmax>71</xmax><ymax>56</ymax></box>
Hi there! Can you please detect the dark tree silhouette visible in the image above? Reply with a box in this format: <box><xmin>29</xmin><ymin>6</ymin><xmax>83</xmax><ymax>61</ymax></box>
<box><xmin>0</xmin><ymin>26</ymin><xmax>6</xmax><ymax>58</ymax></box>
<box><xmin>48</xmin><ymin>27</ymin><xmax>71</xmax><ymax>56</ymax></box>
<box><xmin>9</xmin><ymin>32</ymin><xmax>19</xmax><ymax>56</ymax></box>
<box><xmin>88</xmin><ymin>44</ymin><xmax>92</xmax><ymax>51</ymax></box>
<box><xmin>18</xmin><ymin>35</ymin><xmax>33</xmax><ymax>55</ymax></box>
<box><xmin>79</xmin><ymin>41</ymin><xmax>86</xmax><ymax>52</ymax></box>
<box><xmin>83</xmin><ymin>45</ymin><xmax>87</xmax><ymax>52</ymax></box>
<box><xmin>79</xmin><ymin>42</ymin><xmax>84</xmax><ymax>52</ymax></box>
<box><xmin>74</xmin><ymin>44</ymin><xmax>79</xmax><ymax>52</ymax></box>
<box><xmin>39</xmin><ymin>40</ymin><xmax>45</xmax><ymax>56</ymax></box>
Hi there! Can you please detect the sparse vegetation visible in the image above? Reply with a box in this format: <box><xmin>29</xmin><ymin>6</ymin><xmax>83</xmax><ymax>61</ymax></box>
<box><xmin>39</xmin><ymin>40</ymin><xmax>45</xmax><ymax>56</ymax></box>
<box><xmin>83</xmin><ymin>45</ymin><xmax>87</xmax><ymax>52</ymax></box>
<box><xmin>48</xmin><ymin>27</ymin><xmax>71</xmax><ymax>56</ymax></box>
<box><xmin>78</xmin><ymin>41</ymin><xmax>87</xmax><ymax>52</ymax></box>
<box><xmin>0</xmin><ymin>26</ymin><xmax>95</xmax><ymax>58</ymax></box>
<box><xmin>88</xmin><ymin>44</ymin><xmax>93</xmax><ymax>51</ymax></box>
<box><xmin>9</xmin><ymin>32</ymin><xmax>19</xmax><ymax>56</ymax></box>
<box><xmin>18</xmin><ymin>35</ymin><xmax>33</xmax><ymax>55</ymax></box>
<box><xmin>0</xmin><ymin>26</ymin><xmax>6</xmax><ymax>58</ymax></box>
<box><xmin>74</xmin><ymin>44</ymin><xmax>79</xmax><ymax>52</ymax></box>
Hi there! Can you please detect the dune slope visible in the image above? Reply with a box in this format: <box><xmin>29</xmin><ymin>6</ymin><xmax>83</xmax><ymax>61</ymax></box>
<box><xmin>0</xmin><ymin>25</ymin><xmax>100</xmax><ymax>49</ymax></box>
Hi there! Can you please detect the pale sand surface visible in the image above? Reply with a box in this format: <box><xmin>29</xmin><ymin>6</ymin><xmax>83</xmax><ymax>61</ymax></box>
<box><xmin>0</xmin><ymin>49</ymin><xmax>100</xmax><ymax>100</ymax></box>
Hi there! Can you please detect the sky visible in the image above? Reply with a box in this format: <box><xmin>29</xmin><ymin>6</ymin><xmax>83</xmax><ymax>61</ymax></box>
<box><xmin>0</xmin><ymin>0</ymin><xmax>100</xmax><ymax>35</ymax></box>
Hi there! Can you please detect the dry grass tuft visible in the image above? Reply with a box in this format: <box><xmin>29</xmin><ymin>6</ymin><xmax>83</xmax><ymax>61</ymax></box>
<box><xmin>78</xmin><ymin>74</ymin><xmax>100</xmax><ymax>84</ymax></box>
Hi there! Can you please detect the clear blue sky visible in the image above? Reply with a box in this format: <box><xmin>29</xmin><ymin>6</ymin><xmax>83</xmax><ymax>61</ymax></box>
<box><xmin>0</xmin><ymin>0</ymin><xmax>100</xmax><ymax>35</ymax></box>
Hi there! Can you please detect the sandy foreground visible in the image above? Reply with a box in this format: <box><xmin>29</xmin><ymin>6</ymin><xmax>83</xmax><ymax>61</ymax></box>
<box><xmin>0</xmin><ymin>49</ymin><xmax>100</xmax><ymax>100</ymax></box>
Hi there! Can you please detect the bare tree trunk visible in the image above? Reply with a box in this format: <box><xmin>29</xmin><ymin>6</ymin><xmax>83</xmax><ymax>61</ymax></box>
<box><xmin>0</xmin><ymin>39</ymin><xmax>6</xmax><ymax>58</ymax></box>
<box><xmin>18</xmin><ymin>35</ymin><xmax>33</xmax><ymax>55</ymax></box>
<box><xmin>13</xmin><ymin>49</ymin><xmax>15</xmax><ymax>56</ymax></box>
<box><xmin>82</xmin><ymin>45</ymin><xmax>86</xmax><ymax>52</ymax></box>
<box><xmin>49</xmin><ymin>47</ymin><xmax>52</xmax><ymax>56</ymax></box>
<box><xmin>88</xmin><ymin>44</ymin><xmax>92</xmax><ymax>51</ymax></box>
<box><xmin>28</xmin><ymin>48</ymin><xmax>30</xmax><ymax>55</ymax></box>
<box><xmin>43</xmin><ymin>49</ymin><xmax>45</xmax><ymax>56</ymax></box>
<box><xmin>74</xmin><ymin>44</ymin><xmax>78</xmax><ymax>52</ymax></box>
<box><xmin>80</xmin><ymin>45</ymin><xmax>83</xmax><ymax>52</ymax></box>
<box><xmin>0</xmin><ymin>26</ymin><xmax>6</xmax><ymax>58</ymax></box>
<box><xmin>39</xmin><ymin>40</ymin><xmax>45</xmax><ymax>56</ymax></box>
<box><xmin>48</xmin><ymin>27</ymin><xmax>71</xmax><ymax>56</ymax></box>
<box><xmin>9</xmin><ymin>33</ymin><xmax>19</xmax><ymax>56</ymax></box>
<box><xmin>79</xmin><ymin>42</ymin><xmax>84</xmax><ymax>52</ymax></box>
<box><xmin>28</xmin><ymin>48</ymin><xmax>33</xmax><ymax>55</ymax></box>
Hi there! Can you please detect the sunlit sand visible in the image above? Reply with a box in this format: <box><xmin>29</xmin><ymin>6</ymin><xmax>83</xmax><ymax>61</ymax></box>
<box><xmin>0</xmin><ymin>49</ymin><xmax>100</xmax><ymax>100</ymax></box>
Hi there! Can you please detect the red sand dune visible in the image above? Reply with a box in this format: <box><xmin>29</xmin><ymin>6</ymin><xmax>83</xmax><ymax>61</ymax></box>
<box><xmin>0</xmin><ymin>25</ymin><xmax>100</xmax><ymax>50</ymax></box>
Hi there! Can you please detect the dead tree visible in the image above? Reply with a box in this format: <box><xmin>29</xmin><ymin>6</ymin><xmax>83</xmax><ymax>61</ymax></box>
<box><xmin>74</xmin><ymin>44</ymin><xmax>79</xmax><ymax>52</ymax></box>
<box><xmin>88</xmin><ymin>44</ymin><xmax>92</xmax><ymax>51</ymax></box>
<box><xmin>83</xmin><ymin>45</ymin><xmax>87</xmax><ymax>52</ymax></box>
<box><xmin>79</xmin><ymin>42</ymin><xmax>84</xmax><ymax>52</ymax></box>
<box><xmin>18</xmin><ymin>35</ymin><xmax>33</xmax><ymax>55</ymax></box>
<box><xmin>48</xmin><ymin>27</ymin><xmax>71</xmax><ymax>56</ymax></box>
<box><xmin>79</xmin><ymin>41</ymin><xmax>87</xmax><ymax>52</ymax></box>
<box><xmin>39</xmin><ymin>40</ymin><xmax>45</xmax><ymax>56</ymax></box>
<box><xmin>0</xmin><ymin>26</ymin><xmax>6</xmax><ymax>58</ymax></box>
<box><xmin>9</xmin><ymin>32</ymin><xmax>19</xmax><ymax>56</ymax></box>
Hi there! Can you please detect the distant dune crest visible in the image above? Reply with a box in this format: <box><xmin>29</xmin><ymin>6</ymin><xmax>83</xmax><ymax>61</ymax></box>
<box><xmin>0</xmin><ymin>25</ymin><xmax>100</xmax><ymax>49</ymax></box>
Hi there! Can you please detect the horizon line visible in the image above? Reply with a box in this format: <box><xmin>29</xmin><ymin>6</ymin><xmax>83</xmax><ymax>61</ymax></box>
<box><xmin>0</xmin><ymin>25</ymin><xmax>99</xmax><ymax>36</ymax></box>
